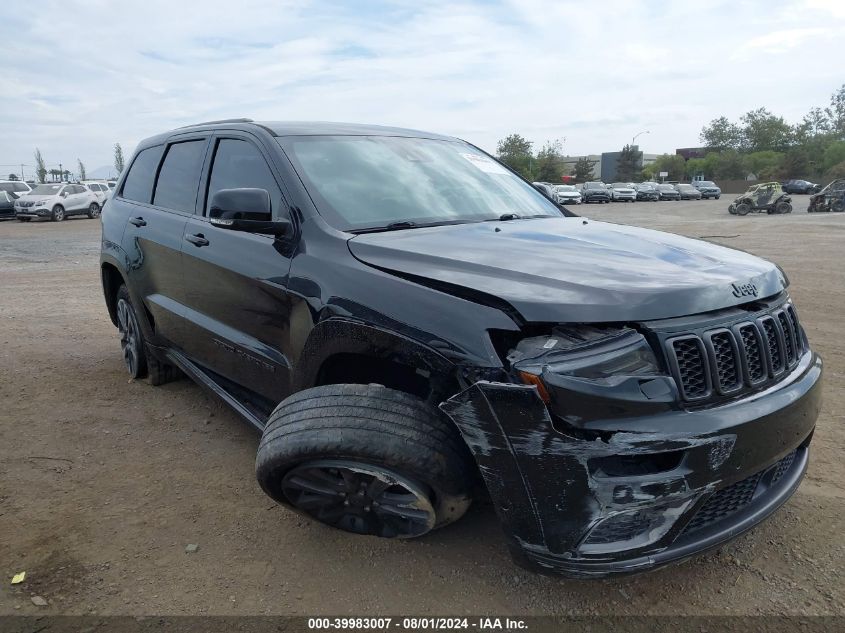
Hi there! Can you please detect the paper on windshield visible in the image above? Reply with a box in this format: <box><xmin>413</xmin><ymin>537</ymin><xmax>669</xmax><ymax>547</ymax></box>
<box><xmin>459</xmin><ymin>152</ymin><xmax>510</xmax><ymax>175</ymax></box>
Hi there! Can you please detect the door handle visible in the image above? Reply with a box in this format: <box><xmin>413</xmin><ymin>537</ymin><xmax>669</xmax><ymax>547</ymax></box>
<box><xmin>129</xmin><ymin>216</ymin><xmax>146</xmax><ymax>227</ymax></box>
<box><xmin>185</xmin><ymin>233</ymin><xmax>209</xmax><ymax>247</ymax></box>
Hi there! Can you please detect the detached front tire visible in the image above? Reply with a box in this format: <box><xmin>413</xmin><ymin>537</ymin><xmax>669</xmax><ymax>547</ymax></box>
<box><xmin>256</xmin><ymin>384</ymin><xmax>476</xmax><ymax>538</ymax></box>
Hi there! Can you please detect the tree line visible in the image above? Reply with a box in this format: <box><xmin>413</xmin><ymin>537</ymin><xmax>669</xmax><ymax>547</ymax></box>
<box><xmin>495</xmin><ymin>84</ymin><xmax>845</xmax><ymax>184</ymax></box>
<box><xmin>23</xmin><ymin>144</ymin><xmax>126</xmax><ymax>183</ymax></box>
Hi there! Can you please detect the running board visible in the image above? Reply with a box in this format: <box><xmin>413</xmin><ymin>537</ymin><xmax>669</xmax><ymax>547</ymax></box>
<box><xmin>165</xmin><ymin>349</ymin><xmax>266</xmax><ymax>432</ymax></box>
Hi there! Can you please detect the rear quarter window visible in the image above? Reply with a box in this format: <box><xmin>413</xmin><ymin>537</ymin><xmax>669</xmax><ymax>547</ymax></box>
<box><xmin>121</xmin><ymin>146</ymin><xmax>164</xmax><ymax>203</ymax></box>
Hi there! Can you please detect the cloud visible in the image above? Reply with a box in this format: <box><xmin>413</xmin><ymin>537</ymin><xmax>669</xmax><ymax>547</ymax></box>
<box><xmin>1</xmin><ymin>0</ymin><xmax>844</xmax><ymax>176</ymax></box>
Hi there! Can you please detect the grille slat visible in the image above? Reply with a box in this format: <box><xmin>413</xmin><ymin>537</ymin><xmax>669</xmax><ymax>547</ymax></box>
<box><xmin>668</xmin><ymin>304</ymin><xmax>803</xmax><ymax>403</ymax></box>
<box><xmin>737</xmin><ymin>324</ymin><xmax>766</xmax><ymax>384</ymax></box>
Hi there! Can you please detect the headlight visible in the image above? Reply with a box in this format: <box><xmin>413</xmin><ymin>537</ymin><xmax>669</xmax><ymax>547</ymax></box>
<box><xmin>507</xmin><ymin>327</ymin><xmax>663</xmax><ymax>398</ymax></box>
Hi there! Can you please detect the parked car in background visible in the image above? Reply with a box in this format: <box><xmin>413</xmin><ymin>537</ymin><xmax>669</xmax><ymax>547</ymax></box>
<box><xmin>0</xmin><ymin>191</ymin><xmax>17</xmax><ymax>220</ymax></box>
<box><xmin>657</xmin><ymin>184</ymin><xmax>680</xmax><ymax>200</ymax></box>
<box><xmin>675</xmin><ymin>184</ymin><xmax>702</xmax><ymax>200</ymax></box>
<box><xmin>581</xmin><ymin>181</ymin><xmax>611</xmax><ymax>203</ymax></box>
<box><xmin>532</xmin><ymin>182</ymin><xmax>557</xmax><ymax>200</ymax></box>
<box><xmin>83</xmin><ymin>181</ymin><xmax>112</xmax><ymax>206</ymax></box>
<box><xmin>14</xmin><ymin>183</ymin><xmax>101</xmax><ymax>221</ymax></box>
<box><xmin>0</xmin><ymin>180</ymin><xmax>32</xmax><ymax>200</ymax></box>
<box><xmin>781</xmin><ymin>179</ymin><xmax>820</xmax><ymax>195</ymax></box>
<box><xmin>107</xmin><ymin>180</ymin><xmax>118</xmax><ymax>190</ymax></box>
<box><xmin>554</xmin><ymin>184</ymin><xmax>582</xmax><ymax>205</ymax></box>
<box><xmin>807</xmin><ymin>179</ymin><xmax>845</xmax><ymax>212</ymax></box>
<box><xmin>692</xmin><ymin>181</ymin><xmax>721</xmax><ymax>199</ymax></box>
<box><xmin>636</xmin><ymin>182</ymin><xmax>660</xmax><ymax>201</ymax></box>
<box><xmin>610</xmin><ymin>182</ymin><xmax>637</xmax><ymax>202</ymax></box>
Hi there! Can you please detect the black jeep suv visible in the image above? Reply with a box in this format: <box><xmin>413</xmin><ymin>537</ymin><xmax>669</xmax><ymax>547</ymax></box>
<box><xmin>100</xmin><ymin>120</ymin><xmax>822</xmax><ymax>577</ymax></box>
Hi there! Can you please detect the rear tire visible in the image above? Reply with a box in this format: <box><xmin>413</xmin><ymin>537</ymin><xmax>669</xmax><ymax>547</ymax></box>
<box><xmin>256</xmin><ymin>384</ymin><xmax>476</xmax><ymax>538</ymax></box>
<box><xmin>832</xmin><ymin>200</ymin><xmax>845</xmax><ymax>212</ymax></box>
<box><xmin>115</xmin><ymin>285</ymin><xmax>179</xmax><ymax>385</ymax></box>
<box><xmin>776</xmin><ymin>201</ymin><xmax>792</xmax><ymax>214</ymax></box>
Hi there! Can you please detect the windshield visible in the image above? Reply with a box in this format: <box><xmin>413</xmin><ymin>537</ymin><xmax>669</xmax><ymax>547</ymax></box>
<box><xmin>611</xmin><ymin>183</ymin><xmax>630</xmax><ymax>188</ymax></box>
<box><xmin>658</xmin><ymin>184</ymin><xmax>675</xmax><ymax>191</ymax></box>
<box><xmin>698</xmin><ymin>181</ymin><xmax>716</xmax><ymax>187</ymax></box>
<box><xmin>30</xmin><ymin>184</ymin><xmax>62</xmax><ymax>195</ymax></box>
<box><xmin>556</xmin><ymin>185</ymin><xmax>575</xmax><ymax>192</ymax></box>
<box><xmin>638</xmin><ymin>183</ymin><xmax>655</xmax><ymax>190</ymax></box>
<box><xmin>279</xmin><ymin>135</ymin><xmax>561</xmax><ymax>231</ymax></box>
<box><xmin>678</xmin><ymin>184</ymin><xmax>694</xmax><ymax>190</ymax></box>
<box><xmin>584</xmin><ymin>182</ymin><xmax>604</xmax><ymax>189</ymax></box>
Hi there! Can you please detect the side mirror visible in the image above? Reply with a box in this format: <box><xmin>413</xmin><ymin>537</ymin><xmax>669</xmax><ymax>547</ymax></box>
<box><xmin>208</xmin><ymin>188</ymin><xmax>290</xmax><ymax>236</ymax></box>
<box><xmin>60</xmin><ymin>191</ymin><xmax>68</xmax><ymax>197</ymax></box>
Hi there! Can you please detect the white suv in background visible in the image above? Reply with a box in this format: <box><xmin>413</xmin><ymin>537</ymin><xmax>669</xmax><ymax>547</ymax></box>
<box><xmin>82</xmin><ymin>181</ymin><xmax>112</xmax><ymax>206</ymax></box>
<box><xmin>14</xmin><ymin>183</ymin><xmax>101</xmax><ymax>222</ymax></box>
<box><xmin>0</xmin><ymin>180</ymin><xmax>32</xmax><ymax>200</ymax></box>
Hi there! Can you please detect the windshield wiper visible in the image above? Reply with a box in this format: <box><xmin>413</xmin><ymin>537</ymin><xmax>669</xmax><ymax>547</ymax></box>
<box><xmin>485</xmin><ymin>213</ymin><xmax>551</xmax><ymax>222</ymax></box>
<box><xmin>349</xmin><ymin>219</ymin><xmax>468</xmax><ymax>234</ymax></box>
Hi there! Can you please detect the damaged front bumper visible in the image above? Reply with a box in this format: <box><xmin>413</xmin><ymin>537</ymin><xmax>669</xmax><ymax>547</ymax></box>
<box><xmin>440</xmin><ymin>350</ymin><xmax>822</xmax><ymax>577</ymax></box>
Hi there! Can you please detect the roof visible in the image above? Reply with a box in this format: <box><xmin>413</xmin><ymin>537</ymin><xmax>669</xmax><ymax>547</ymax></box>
<box><xmin>151</xmin><ymin>119</ymin><xmax>457</xmax><ymax>141</ymax></box>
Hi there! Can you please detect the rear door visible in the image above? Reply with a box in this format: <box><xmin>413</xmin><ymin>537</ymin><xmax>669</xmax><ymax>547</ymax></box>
<box><xmin>118</xmin><ymin>135</ymin><xmax>210</xmax><ymax>347</ymax></box>
<box><xmin>179</xmin><ymin>132</ymin><xmax>296</xmax><ymax>401</ymax></box>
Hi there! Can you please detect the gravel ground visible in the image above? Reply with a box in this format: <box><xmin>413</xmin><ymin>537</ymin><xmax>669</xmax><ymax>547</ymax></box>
<box><xmin>0</xmin><ymin>197</ymin><xmax>843</xmax><ymax>616</ymax></box>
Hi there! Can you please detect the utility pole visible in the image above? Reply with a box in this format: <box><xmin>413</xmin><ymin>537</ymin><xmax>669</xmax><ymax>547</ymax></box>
<box><xmin>59</xmin><ymin>163</ymin><xmax>63</xmax><ymax>182</ymax></box>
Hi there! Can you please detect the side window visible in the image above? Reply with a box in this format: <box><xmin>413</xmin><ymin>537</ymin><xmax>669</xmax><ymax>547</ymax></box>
<box><xmin>152</xmin><ymin>140</ymin><xmax>207</xmax><ymax>213</ymax></box>
<box><xmin>122</xmin><ymin>146</ymin><xmax>164</xmax><ymax>203</ymax></box>
<box><xmin>206</xmin><ymin>139</ymin><xmax>284</xmax><ymax>218</ymax></box>
<box><xmin>14</xmin><ymin>183</ymin><xmax>28</xmax><ymax>192</ymax></box>
<box><xmin>73</xmin><ymin>185</ymin><xmax>85</xmax><ymax>194</ymax></box>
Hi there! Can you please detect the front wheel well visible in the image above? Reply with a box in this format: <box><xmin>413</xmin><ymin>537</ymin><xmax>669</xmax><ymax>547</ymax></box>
<box><xmin>315</xmin><ymin>353</ymin><xmax>456</xmax><ymax>405</ymax></box>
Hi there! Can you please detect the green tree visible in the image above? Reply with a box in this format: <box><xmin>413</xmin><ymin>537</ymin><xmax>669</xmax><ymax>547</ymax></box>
<box><xmin>821</xmin><ymin>141</ymin><xmax>845</xmax><ymax>173</ymax></box>
<box><xmin>77</xmin><ymin>159</ymin><xmax>86</xmax><ymax>181</ymax></box>
<box><xmin>743</xmin><ymin>151</ymin><xmax>785</xmax><ymax>181</ymax></box>
<box><xmin>823</xmin><ymin>160</ymin><xmax>845</xmax><ymax>181</ymax></box>
<box><xmin>572</xmin><ymin>156</ymin><xmax>595</xmax><ymax>182</ymax></box>
<box><xmin>711</xmin><ymin>150</ymin><xmax>747</xmax><ymax>179</ymax></box>
<box><xmin>114</xmin><ymin>143</ymin><xmax>125</xmax><ymax>175</ymax></box>
<box><xmin>34</xmin><ymin>148</ymin><xmax>47</xmax><ymax>184</ymax></box>
<box><xmin>826</xmin><ymin>84</ymin><xmax>845</xmax><ymax>136</ymax></box>
<box><xmin>615</xmin><ymin>144</ymin><xmax>642</xmax><ymax>181</ymax></box>
<box><xmin>648</xmin><ymin>154</ymin><xmax>686</xmax><ymax>181</ymax></box>
<box><xmin>534</xmin><ymin>140</ymin><xmax>566</xmax><ymax>182</ymax></box>
<box><xmin>700</xmin><ymin>116</ymin><xmax>743</xmax><ymax>150</ymax></box>
<box><xmin>685</xmin><ymin>157</ymin><xmax>706</xmax><ymax>179</ymax></box>
<box><xmin>782</xmin><ymin>147</ymin><xmax>810</xmax><ymax>179</ymax></box>
<box><xmin>740</xmin><ymin>108</ymin><xmax>793</xmax><ymax>152</ymax></box>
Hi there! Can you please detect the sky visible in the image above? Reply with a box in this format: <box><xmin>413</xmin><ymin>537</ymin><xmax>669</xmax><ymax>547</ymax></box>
<box><xmin>2</xmin><ymin>0</ymin><xmax>844</xmax><ymax>179</ymax></box>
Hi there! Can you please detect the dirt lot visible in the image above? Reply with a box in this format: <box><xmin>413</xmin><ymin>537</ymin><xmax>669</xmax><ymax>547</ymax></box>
<box><xmin>0</xmin><ymin>197</ymin><xmax>843</xmax><ymax>616</ymax></box>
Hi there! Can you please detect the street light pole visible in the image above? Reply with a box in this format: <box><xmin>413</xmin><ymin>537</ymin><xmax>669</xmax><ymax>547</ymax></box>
<box><xmin>632</xmin><ymin>130</ymin><xmax>650</xmax><ymax>146</ymax></box>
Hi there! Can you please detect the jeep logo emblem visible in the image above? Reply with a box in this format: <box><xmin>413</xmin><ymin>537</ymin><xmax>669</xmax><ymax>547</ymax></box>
<box><xmin>732</xmin><ymin>282</ymin><xmax>758</xmax><ymax>298</ymax></box>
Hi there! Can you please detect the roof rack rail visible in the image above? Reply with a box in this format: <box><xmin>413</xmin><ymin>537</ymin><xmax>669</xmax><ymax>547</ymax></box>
<box><xmin>177</xmin><ymin>118</ymin><xmax>254</xmax><ymax>129</ymax></box>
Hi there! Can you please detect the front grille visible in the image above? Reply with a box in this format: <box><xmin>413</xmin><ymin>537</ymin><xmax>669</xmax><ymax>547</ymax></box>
<box><xmin>666</xmin><ymin>303</ymin><xmax>804</xmax><ymax>403</ymax></box>
<box><xmin>681</xmin><ymin>450</ymin><xmax>798</xmax><ymax>536</ymax></box>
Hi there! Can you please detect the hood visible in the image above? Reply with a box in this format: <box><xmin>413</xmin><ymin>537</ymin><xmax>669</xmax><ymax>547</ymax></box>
<box><xmin>348</xmin><ymin>218</ymin><xmax>786</xmax><ymax>323</ymax></box>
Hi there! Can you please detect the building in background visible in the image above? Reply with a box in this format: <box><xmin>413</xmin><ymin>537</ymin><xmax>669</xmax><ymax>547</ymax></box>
<box><xmin>561</xmin><ymin>154</ymin><xmax>601</xmax><ymax>180</ymax></box>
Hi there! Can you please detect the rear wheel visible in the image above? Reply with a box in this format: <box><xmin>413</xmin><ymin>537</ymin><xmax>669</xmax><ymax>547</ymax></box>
<box><xmin>87</xmin><ymin>202</ymin><xmax>101</xmax><ymax>219</ymax></box>
<box><xmin>832</xmin><ymin>199</ymin><xmax>845</xmax><ymax>212</ymax></box>
<box><xmin>736</xmin><ymin>202</ymin><xmax>751</xmax><ymax>216</ymax></box>
<box><xmin>256</xmin><ymin>384</ymin><xmax>476</xmax><ymax>538</ymax></box>
<box><xmin>115</xmin><ymin>285</ymin><xmax>179</xmax><ymax>385</ymax></box>
<box><xmin>51</xmin><ymin>205</ymin><xmax>65</xmax><ymax>222</ymax></box>
<box><xmin>775</xmin><ymin>201</ymin><xmax>792</xmax><ymax>214</ymax></box>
